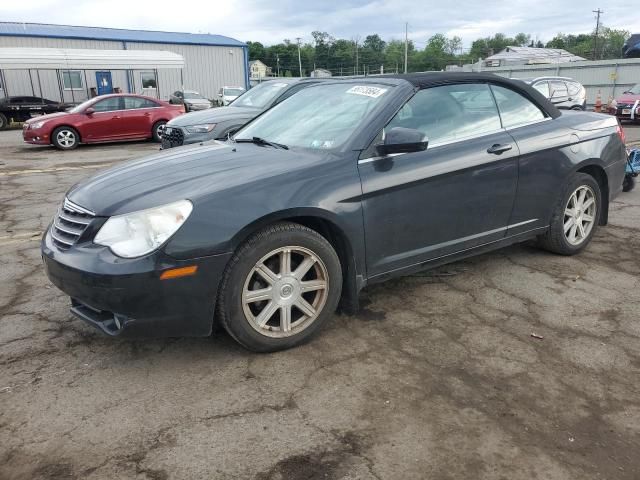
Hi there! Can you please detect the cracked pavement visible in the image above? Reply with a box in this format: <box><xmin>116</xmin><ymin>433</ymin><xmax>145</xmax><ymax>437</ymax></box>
<box><xmin>1</xmin><ymin>127</ymin><xmax>639</xmax><ymax>480</ymax></box>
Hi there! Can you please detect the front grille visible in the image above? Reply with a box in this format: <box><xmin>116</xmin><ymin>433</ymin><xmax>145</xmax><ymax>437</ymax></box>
<box><xmin>51</xmin><ymin>198</ymin><xmax>95</xmax><ymax>250</ymax></box>
<box><xmin>161</xmin><ymin>127</ymin><xmax>184</xmax><ymax>149</ymax></box>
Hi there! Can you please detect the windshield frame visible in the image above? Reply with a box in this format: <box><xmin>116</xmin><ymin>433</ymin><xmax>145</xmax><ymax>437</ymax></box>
<box><xmin>233</xmin><ymin>80</ymin><xmax>400</xmax><ymax>154</ymax></box>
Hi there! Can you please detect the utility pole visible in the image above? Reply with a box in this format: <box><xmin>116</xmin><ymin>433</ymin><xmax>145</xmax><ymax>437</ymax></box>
<box><xmin>296</xmin><ymin>37</ymin><xmax>303</xmax><ymax>77</ymax></box>
<box><xmin>276</xmin><ymin>54</ymin><xmax>280</xmax><ymax>77</ymax></box>
<box><xmin>404</xmin><ymin>22</ymin><xmax>408</xmax><ymax>74</ymax></box>
<box><xmin>592</xmin><ymin>8</ymin><xmax>603</xmax><ymax>60</ymax></box>
<box><xmin>354</xmin><ymin>38</ymin><xmax>359</xmax><ymax>76</ymax></box>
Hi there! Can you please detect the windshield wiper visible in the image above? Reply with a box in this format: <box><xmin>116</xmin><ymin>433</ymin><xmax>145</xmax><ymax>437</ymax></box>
<box><xmin>235</xmin><ymin>136</ymin><xmax>289</xmax><ymax>150</ymax></box>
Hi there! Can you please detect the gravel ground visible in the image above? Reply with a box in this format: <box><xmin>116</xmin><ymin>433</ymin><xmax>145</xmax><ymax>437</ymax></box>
<box><xmin>1</xmin><ymin>126</ymin><xmax>639</xmax><ymax>480</ymax></box>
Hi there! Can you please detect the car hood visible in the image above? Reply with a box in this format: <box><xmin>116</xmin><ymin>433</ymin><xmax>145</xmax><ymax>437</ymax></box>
<box><xmin>67</xmin><ymin>142</ymin><xmax>325</xmax><ymax>216</ymax></box>
<box><xmin>25</xmin><ymin>111</ymin><xmax>70</xmax><ymax>124</ymax></box>
<box><xmin>616</xmin><ymin>94</ymin><xmax>640</xmax><ymax>104</ymax></box>
<box><xmin>167</xmin><ymin>106</ymin><xmax>260</xmax><ymax>126</ymax></box>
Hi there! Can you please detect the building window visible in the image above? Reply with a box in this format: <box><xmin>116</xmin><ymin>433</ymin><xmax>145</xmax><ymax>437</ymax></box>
<box><xmin>62</xmin><ymin>70</ymin><xmax>83</xmax><ymax>90</ymax></box>
<box><xmin>141</xmin><ymin>72</ymin><xmax>157</xmax><ymax>89</ymax></box>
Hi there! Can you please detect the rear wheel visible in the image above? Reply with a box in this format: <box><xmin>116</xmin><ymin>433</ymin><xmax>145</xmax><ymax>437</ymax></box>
<box><xmin>217</xmin><ymin>222</ymin><xmax>342</xmax><ymax>352</ymax></box>
<box><xmin>538</xmin><ymin>173</ymin><xmax>601</xmax><ymax>255</ymax></box>
<box><xmin>52</xmin><ymin>126</ymin><xmax>79</xmax><ymax>150</ymax></box>
<box><xmin>152</xmin><ymin>121</ymin><xmax>166</xmax><ymax>142</ymax></box>
<box><xmin>0</xmin><ymin>113</ymin><xmax>7</xmax><ymax>130</ymax></box>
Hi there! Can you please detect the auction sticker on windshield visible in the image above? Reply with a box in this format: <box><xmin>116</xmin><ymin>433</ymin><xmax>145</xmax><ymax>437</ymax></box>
<box><xmin>346</xmin><ymin>86</ymin><xmax>387</xmax><ymax>98</ymax></box>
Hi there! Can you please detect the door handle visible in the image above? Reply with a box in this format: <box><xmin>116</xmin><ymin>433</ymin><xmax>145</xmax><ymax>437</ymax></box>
<box><xmin>143</xmin><ymin>112</ymin><xmax>150</xmax><ymax>116</ymax></box>
<box><xmin>487</xmin><ymin>143</ymin><xmax>512</xmax><ymax>155</ymax></box>
<box><xmin>111</xmin><ymin>115</ymin><xmax>120</xmax><ymax>120</ymax></box>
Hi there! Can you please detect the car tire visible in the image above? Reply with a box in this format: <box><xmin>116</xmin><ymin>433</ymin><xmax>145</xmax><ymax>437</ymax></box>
<box><xmin>623</xmin><ymin>174</ymin><xmax>636</xmax><ymax>192</ymax></box>
<box><xmin>217</xmin><ymin>222</ymin><xmax>343</xmax><ymax>352</ymax></box>
<box><xmin>152</xmin><ymin>121</ymin><xmax>166</xmax><ymax>142</ymax></box>
<box><xmin>52</xmin><ymin>126</ymin><xmax>79</xmax><ymax>150</ymax></box>
<box><xmin>571</xmin><ymin>105</ymin><xmax>583</xmax><ymax>111</ymax></box>
<box><xmin>538</xmin><ymin>172</ymin><xmax>602</xmax><ymax>255</ymax></box>
<box><xmin>0</xmin><ymin>113</ymin><xmax>8</xmax><ymax>130</ymax></box>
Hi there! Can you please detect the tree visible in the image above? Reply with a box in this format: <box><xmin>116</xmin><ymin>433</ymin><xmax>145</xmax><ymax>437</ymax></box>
<box><xmin>247</xmin><ymin>41</ymin><xmax>265</xmax><ymax>61</ymax></box>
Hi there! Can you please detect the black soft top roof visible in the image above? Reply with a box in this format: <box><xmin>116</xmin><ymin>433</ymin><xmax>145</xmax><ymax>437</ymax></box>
<box><xmin>380</xmin><ymin>72</ymin><xmax>562</xmax><ymax>119</ymax></box>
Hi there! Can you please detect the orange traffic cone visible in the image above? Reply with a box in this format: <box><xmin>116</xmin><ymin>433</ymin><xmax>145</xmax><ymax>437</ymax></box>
<box><xmin>595</xmin><ymin>90</ymin><xmax>602</xmax><ymax>113</ymax></box>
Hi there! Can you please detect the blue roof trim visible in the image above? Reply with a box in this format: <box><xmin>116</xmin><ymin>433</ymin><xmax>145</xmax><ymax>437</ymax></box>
<box><xmin>0</xmin><ymin>22</ymin><xmax>246</xmax><ymax>48</ymax></box>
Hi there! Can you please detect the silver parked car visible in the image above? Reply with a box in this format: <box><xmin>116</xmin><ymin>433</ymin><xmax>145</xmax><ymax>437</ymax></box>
<box><xmin>168</xmin><ymin>90</ymin><xmax>212</xmax><ymax>112</ymax></box>
<box><xmin>217</xmin><ymin>86</ymin><xmax>246</xmax><ymax>106</ymax></box>
<box><xmin>519</xmin><ymin>77</ymin><xmax>586</xmax><ymax>110</ymax></box>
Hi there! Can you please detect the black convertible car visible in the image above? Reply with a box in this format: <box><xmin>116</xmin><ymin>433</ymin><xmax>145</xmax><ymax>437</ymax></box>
<box><xmin>42</xmin><ymin>73</ymin><xmax>627</xmax><ymax>352</ymax></box>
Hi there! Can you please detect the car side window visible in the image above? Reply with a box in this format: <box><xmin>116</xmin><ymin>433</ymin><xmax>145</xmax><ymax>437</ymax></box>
<box><xmin>567</xmin><ymin>82</ymin><xmax>581</xmax><ymax>96</ymax></box>
<box><xmin>92</xmin><ymin>97</ymin><xmax>124</xmax><ymax>112</ymax></box>
<box><xmin>490</xmin><ymin>85</ymin><xmax>546</xmax><ymax>129</ymax></box>
<box><xmin>124</xmin><ymin>97</ymin><xmax>158</xmax><ymax>109</ymax></box>
<box><xmin>532</xmin><ymin>81</ymin><xmax>550</xmax><ymax>98</ymax></box>
<box><xmin>385</xmin><ymin>83</ymin><xmax>502</xmax><ymax>147</ymax></box>
<box><xmin>549</xmin><ymin>81</ymin><xmax>569</xmax><ymax>99</ymax></box>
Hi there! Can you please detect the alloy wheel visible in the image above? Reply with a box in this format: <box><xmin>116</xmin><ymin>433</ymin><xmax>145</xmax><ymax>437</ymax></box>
<box><xmin>242</xmin><ymin>246</ymin><xmax>329</xmax><ymax>338</ymax></box>
<box><xmin>564</xmin><ymin>185</ymin><xmax>597</xmax><ymax>246</ymax></box>
<box><xmin>57</xmin><ymin>129</ymin><xmax>76</xmax><ymax>148</ymax></box>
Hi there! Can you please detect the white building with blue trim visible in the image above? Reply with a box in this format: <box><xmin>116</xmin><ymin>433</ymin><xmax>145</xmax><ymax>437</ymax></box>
<box><xmin>0</xmin><ymin>22</ymin><xmax>249</xmax><ymax>103</ymax></box>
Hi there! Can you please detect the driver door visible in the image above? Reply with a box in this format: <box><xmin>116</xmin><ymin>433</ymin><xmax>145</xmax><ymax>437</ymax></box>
<box><xmin>80</xmin><ymin>96</ymin><xmax>126</xmax><ymax>141</ymax></box>
<box><xmin>358</xmin><ymin>83</ymin><xmax>519</xmax><ymax>278</ymax></box>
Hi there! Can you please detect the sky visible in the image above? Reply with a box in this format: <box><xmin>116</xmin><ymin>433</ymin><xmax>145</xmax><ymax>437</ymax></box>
<box><xmin>1</xmin><ymin>0</ymin><xmax>638</xmax><ymax>50</ymax></box>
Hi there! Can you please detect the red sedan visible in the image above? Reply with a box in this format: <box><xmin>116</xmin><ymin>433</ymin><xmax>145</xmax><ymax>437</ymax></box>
<box><xmin>23</xmin><ymin>94</ymin><xmax>184</xmax><ymax>150</ymax></box>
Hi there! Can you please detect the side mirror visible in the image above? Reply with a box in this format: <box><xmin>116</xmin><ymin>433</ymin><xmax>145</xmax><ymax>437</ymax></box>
<box><xmin>375</xmin><ymin>127</ymin><xmax>428</xmax><ymax>156</ymax></box>
<box><xmin>85</xmin><ymin>107</ymin><xmax>95</xmax><ymax>115</ymax></box>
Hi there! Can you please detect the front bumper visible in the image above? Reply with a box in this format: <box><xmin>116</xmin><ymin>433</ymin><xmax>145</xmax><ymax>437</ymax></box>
<box><xmin>23</xmin><ymin>127</ymin><xmax>50</xmax><ymax>145</ymax></box>
<box><xmin>42</xmin><ymin>228</ymin><xmax>231</xmax><ymax>338</ymax></box>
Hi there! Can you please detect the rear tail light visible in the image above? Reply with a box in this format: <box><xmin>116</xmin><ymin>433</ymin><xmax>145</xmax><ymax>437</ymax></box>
<box><xmin>616</xmin><ymin>121</ymin><xmax>626</xmax><ymax>144</ymax></box>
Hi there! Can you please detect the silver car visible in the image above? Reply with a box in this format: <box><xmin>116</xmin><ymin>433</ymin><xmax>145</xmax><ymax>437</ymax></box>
<box><xmin>519</xmin><ymin>77</ymin><xmax>586</xmax><ymax>110</ymax></box>
<box><xmin>217</xmin><ymin>86</ymin><xmax>246</xmax><ymax>106</ymax></box>
<box><xmin>161</xmin><ymin>78</ymin><xmax>327</xmax><ymax>149</ymax></box>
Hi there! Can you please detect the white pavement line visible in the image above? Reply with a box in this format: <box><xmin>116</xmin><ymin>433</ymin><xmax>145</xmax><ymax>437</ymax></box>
<box><xmin>0</xmin><ymin>162</ymin><xmax>115</xmax><ymax>177</ymax></box>
<box><xmin>0</xmin><ymin>231</ymin><xmax>43</xmax><ymax>245</ymax></box>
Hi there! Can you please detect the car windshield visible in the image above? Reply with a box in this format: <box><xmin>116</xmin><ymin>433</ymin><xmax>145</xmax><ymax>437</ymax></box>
<box><xmin>68</xmin><ymin>98</ymin><xmax>95</xmax><ymax>113</ymax></box>
<box><xmin>627</xmin><ymin>84</ymin><xmax>640</xmax><ymax>95</ymax></box>
<box><xmin>184</xmin><ymin>91</ymin><xmax>205</xmax><ymax>99</ymax></box>
<box><xmin>232</xmin><ymin>82</ymin><xmax>292</xmax><ymax>108</ymax></box>
<box><xmin>224</xmin><ymin>88</ymin><xmax>245</xmax><ymax>96</ymax></box>
<box><xmin>235</xmin><ymin>83</ymin><xmax>391</xmax><ymax>150</ymax></box>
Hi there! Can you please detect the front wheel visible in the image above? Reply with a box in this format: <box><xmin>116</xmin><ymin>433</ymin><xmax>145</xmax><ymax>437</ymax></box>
<box><xmin>152</xmin><ymin>121</ymin><xmax>166</xmax><ymax>142</ymax></box>
<box><xmin>217</xmin><ymin>222</ymin><xmax>342</xmax><ymax>352</ymax></box>
<box><xmin>538</xmin><ymin>173</ymin><xmax>601</xmax><ymax>255</ymax></box>
<box><xmin>52</xmin><ymin>126</ymin><xmax>79</xmax><ymax>150</ymax></box>
<box><xmin>0</xmin><ymin>113</ymin><xmax>8</xmax><ymax>130</ymax></box>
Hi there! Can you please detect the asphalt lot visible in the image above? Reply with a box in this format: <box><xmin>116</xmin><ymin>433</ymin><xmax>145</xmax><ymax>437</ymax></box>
<box><xmin>1</xmin><ymin>125</ymin><xmax>639</xmax><ymax>480</ymax></box>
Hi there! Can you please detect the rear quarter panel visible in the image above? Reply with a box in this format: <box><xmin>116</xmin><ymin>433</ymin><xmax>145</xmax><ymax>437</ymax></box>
<box><xmin>506</xmin><ymin>112</ymin><xmax>626</xmax><ymax>236</ymax></box>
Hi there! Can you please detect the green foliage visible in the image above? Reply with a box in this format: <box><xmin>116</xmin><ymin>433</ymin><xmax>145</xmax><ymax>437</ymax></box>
<box><xmin>246</xmin><ymin>27</ymin><xmax>630</xmax><ymax>76</ymax></box>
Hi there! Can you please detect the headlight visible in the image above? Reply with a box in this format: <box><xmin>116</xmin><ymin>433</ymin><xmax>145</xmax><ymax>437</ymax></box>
<box><xmin>185</xmin><ymin>123</ymin><xmax>216</xmax><ymax>133</ymax></box>
<box><xmin>94</xmin><ymin>200</ymin><xmax>193</xmax><ymax>258</ymax></box>
<box><xmin>31</xmin><ymin>121</ymin><xmax>46</xmax><ymax>129</ymax></box>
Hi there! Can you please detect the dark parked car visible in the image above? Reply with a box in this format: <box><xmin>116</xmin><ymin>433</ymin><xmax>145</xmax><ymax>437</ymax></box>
<box><xmin>161</xmin><ymin>78</ymin><xmax>324</xmax><ymax>148</ymax></box>
<box><xmin>519</xmin><ymin>77</ymin><xmax>586</xmax><ymax>110</ymax></box>
<box><xmin>42</xmin><ymin>73</ymin><xmax>627</xmax><ymax>352</ymax></box>
<box><xmin>622</xmin><ymin>34</ymin><xmax>640</xmax><ymax>58</ymax></box>
<box><xmin>23</xmin><ymin>94</ymin><xmax>184</xmax><ymax>150</ymax></box>
<box><xmin>168</xmin><ymin>90</ymin><xmax>212</xmax><ymax>112</ymax></box>
<box><xmin>0</xmin><ymin>95</ymin><xmax>70</xmax><ymax>130</ymax></box>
